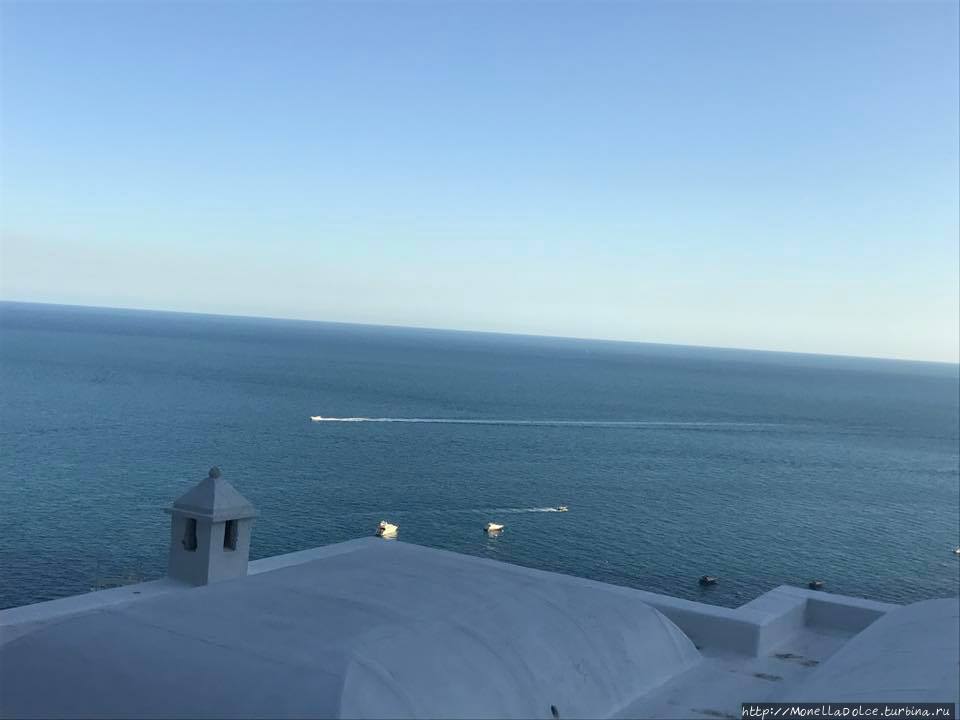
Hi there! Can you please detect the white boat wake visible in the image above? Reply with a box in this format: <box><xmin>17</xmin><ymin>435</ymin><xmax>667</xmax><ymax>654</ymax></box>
<box><xmin>495</xmin><ymin>507</ymin><xmax>568</xmax><ymax>513</ymax></box>
<box><xmin>309</xmin><ymin>416</ymin><xmax>781</xmax><ymax>429</ymax></box>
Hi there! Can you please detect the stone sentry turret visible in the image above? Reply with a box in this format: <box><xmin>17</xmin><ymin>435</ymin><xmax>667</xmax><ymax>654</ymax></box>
<box><xmin>165</xmin><ymin>466</ymin><xmax>258</xmax><ymax>586</ymax></box>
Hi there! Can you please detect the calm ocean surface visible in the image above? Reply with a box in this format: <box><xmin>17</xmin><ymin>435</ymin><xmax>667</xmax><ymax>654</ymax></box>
<box><xmin>1</xmin><ymin>301</ymin><xmax>958</xmax><ymax>610</ymax></box>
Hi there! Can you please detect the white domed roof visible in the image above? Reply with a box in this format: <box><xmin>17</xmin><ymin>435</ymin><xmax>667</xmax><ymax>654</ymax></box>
<box><xmin>0</xmin><ymin>541</ymin><xmax>701</xmax><ymax>719</ymax></box>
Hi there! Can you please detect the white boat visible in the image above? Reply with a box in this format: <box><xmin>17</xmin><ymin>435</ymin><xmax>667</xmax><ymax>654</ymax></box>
<box><xmin>485</xmin><ymin>522</ymin><xmax>504</xmax><ymax>533</ymax></box>
<box><xmin>376</xmin><ymin>521</ymin><xmax>398</xmax><ymax>538</ymax></box>
<box><xmin>953</xmin><ymin>547</ymin><xmax>960</xmax><ymax>556</ymax></box>
<box><xmin>310</xmin><ymin>416</ymin><xmax>324</xmax><ymax>422</ymax></box>
<box><xmin>556</xmin><ymin>505</ymin><xmax>569</xmax><ymax>512</ymax></box>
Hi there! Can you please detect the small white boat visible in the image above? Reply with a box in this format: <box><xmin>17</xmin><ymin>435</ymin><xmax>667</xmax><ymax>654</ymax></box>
<box><xmin>485</xmin><ymin>522</ymin><xmax>504</xmax><ymax>533</ymax></box>
<box><xmin>556</xmin><ymin>505</ymin><xmax>569</xmax><ymax>512</ymax></box>
<box><xmin>376</xmin><ymin>521</ymin><xmax>398</xmax><ymax>538</ymax></box>
<box><xmin>310</xmin><ymin>416</ymin><xmax>324</xmax><ymax>422</ymax></box>
<box><xmin>953</xmin><ymin>547</ymin><xmax>960</xmax><ymax>556</ymax></box>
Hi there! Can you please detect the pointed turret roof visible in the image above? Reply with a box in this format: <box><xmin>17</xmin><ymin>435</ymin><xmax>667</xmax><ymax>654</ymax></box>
<box><xmin>168</xmin><ymin>467</ymin><xmax>258</xmax><ymax>521</ymax></box>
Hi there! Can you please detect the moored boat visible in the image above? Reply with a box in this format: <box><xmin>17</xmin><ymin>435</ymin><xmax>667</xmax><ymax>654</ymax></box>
<box><xmin>376</xmin><ymin>521</ymin><xmax>398</xmax><ymax>538</ymax></box>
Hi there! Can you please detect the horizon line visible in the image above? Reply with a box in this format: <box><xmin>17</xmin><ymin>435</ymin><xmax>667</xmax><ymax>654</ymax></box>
<box><xmin>1</xmin><ymin>297</ymin><xmax>958</xmax><ymax>367</ymax></box>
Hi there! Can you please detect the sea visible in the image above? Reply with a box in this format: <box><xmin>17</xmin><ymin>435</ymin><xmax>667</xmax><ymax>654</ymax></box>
<box><xmin>1</xmin><ymin>301</ymin><xmax>958</xmax><ymax>611</ymax></box>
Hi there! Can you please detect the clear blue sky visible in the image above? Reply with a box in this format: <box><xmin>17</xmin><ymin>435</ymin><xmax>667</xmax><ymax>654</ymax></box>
<box><xmin>1</xmin><ymin>1</ymin><xmax>957</xmax><ymax>362</ymax></box>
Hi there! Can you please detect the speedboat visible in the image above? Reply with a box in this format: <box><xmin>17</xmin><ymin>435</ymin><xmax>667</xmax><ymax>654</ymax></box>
<box><xmin>485</xmin><ymin>522</ymin><xmax>504</xmax><ymax>534</ymax></box>
<box><xmin>376</xmin><ymin>521</ymin><xmax>398</xmax><ymax>538</ymax></box>
<box><xmin>310</xmin><ymin>416</ymin><xmax>324</xmax><ymax>422</ymax></box>
<box><xmin>698</xmin><ymin>575</ymin><xmax>718</xmax><ymax>586</ymax></box>
<box><xmin>556</xmin><ymin>505</ymin><xmax>569</xmax><ymax>512</ymax></box>
<box><xmin>954</xmin><ymin>547</ymin><xmax>960</xmax><ymax>556</ymax></box>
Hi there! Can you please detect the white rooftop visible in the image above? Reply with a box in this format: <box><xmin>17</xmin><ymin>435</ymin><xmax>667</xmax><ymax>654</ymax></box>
<box><xmin>1</xmin><ymin>538</ymin><xmax>957</xmax><ymax>719</ymax></box>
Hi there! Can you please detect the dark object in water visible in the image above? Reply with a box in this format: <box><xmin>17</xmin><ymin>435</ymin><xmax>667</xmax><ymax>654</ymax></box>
<box><xmin>808</xmin><ymin>580</ymin><xmax>825</xmax><ymax>590</ymax></box>
<box><xmin>551</xmin><ymin>705</ymin><xmax>559</xmax><ymax>719</ymax></box>
<box><xmin>698</xmin><ymin>575</ymin><xmax>718</xmax><ymax>586</ymax></box>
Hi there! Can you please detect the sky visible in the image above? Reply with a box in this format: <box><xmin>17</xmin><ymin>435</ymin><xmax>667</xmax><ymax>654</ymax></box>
<box><xmin>0</xmin><ymin>1</ymin><xmax>958</xmax><ymax>362</ymax></box>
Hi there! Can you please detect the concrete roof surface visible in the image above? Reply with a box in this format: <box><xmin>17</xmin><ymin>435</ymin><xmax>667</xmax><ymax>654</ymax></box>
<box><xmin>0</xmin><ymin>539</ymin><xmax>701</xmax><ymax>719</ymax></box>
<box><xmin>2</xmin><ymin>539</ymin><xmax>957</xmax><ymax>719</ymax></box>
<box><xmin>787</xmin><ymin>597</ymin><xmax>960</xmax><ymax>703</ymax></box>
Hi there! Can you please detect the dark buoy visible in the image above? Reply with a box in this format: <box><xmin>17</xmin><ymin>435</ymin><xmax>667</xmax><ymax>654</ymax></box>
<box><xmin>808</xmin><ymin>580</ymin><xmax>825</xmax><ymax>591</ymax></box>
<box><xmin>208</xmin><ymin>466</ymin><xmax>222</xmax><ymax>479</ymax></box>
<box><xmin>698</xmin><ymin>575</ymin><xmax>718</xmax><ymax>586</ymax></box>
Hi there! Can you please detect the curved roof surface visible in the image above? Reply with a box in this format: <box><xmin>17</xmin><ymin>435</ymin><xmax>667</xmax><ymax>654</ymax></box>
<box><xmin>0</xmin><ymin>540</ymin><xmax>701</xmax><ymax>719</ymax></box>
<box><xmin>788</xmin><ymin>597</ymin><xmax>960</xmax><ymax>704</ymax></box>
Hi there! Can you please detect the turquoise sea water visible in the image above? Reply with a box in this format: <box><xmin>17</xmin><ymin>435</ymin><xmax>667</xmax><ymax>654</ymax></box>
<box><xmin>1</xmin><ymin>301</ymin><xmax>957</xmax><ymax>610</ymax></box>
